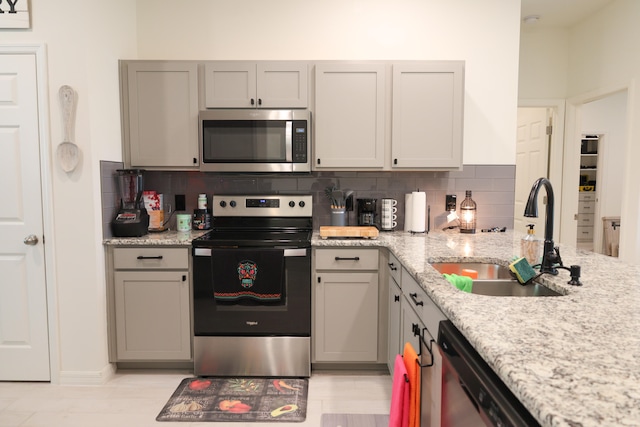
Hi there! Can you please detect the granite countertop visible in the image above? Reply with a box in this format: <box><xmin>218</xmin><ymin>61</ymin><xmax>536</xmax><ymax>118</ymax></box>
<box><xmin>314</xmin><ymin>230</ymin><xmax>640</xmax><ymax>427</ymax></box>
<box><xmin>103</xmin><ymin>229</ymin><xmax>209</xmax><ymax>246</ymax></box>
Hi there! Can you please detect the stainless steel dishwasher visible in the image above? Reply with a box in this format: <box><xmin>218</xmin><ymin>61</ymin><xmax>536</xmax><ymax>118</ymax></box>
<box><xmin>438</xmin><ymin>320</ymin><xmax>541</xmax><ymax>427</ymax></box>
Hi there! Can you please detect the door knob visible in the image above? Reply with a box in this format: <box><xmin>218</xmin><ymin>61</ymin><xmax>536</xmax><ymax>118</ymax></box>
<box><xmin>23</xmin><ymin>235</ymin><xmax>39</xmax><ymax>245</ymax></box>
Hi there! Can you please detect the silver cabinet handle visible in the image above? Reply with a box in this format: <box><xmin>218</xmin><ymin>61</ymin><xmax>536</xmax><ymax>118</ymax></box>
<box><xmin>24</xmin><ymin>235</ymin><xmax>39</xmax><ymax>245</ymax></box>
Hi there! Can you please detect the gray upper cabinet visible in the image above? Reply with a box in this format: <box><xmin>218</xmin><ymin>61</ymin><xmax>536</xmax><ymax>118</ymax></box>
<box><xmin>122</xmin><ymin>61</ymin><xmax>200</xmax><ymax>169</ymax></box>
<box><xmin>314</xmin><ymin>63</ymin><xmax>386</xmax><ymax>169</ymax></box>
<box><xmin>204</xmin><ymin>61</ymin><xmax>308</xmax><ymax>109</ymax></box>
<box><xmin>391</xmin><ymin>61</ymin><xmax>464</xmax><ymax>169</ymax></box>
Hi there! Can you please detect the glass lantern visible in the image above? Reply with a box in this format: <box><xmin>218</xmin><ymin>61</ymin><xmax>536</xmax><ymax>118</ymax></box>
<box><xmin>460</xmin><ymin>190</ymin><xmax>476</xmax><ymax>234</ymax></box>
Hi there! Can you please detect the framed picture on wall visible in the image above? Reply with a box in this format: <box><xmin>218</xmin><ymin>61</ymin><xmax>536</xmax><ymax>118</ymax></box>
<box><xmin>0</xmin><ymin>0</ymin><xmax>31</xmax><ymax>29</ymax></box>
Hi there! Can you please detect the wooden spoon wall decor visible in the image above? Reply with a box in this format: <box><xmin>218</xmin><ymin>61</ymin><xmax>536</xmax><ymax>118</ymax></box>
<box><xmin>57</xmin><ymin>85</ymin><xmax>80</xmax><ymax>172</ymax></box>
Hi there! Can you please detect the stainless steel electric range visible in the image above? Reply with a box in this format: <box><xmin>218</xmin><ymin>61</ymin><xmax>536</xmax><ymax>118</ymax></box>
<box><xmin>192</xmin><ymin>194</ymin><xmax>313</xmax><ymax>377</ymax></box>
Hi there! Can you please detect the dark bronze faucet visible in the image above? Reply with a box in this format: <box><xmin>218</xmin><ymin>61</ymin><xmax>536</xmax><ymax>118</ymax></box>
<box><xmin>523</xmin><ymin>178</ymin><xmax>561</xmax><ymax>274</ymax></box>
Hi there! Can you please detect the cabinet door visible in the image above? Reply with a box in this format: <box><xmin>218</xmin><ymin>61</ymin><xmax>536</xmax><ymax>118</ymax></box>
<box><xmin>314</xmin><ymin>63</ymin><xmax>386</xmax><ymax>169</ymax></box>
<box><xmin>400</xmin><ymin>294</ymin><xmax>423</xmax><ymax>355</ymax></box>
<box><xmin>387</xmin><ymin>277</ymin><xmax>402</xmax><ymax>374</ymax></box>
<box><xmin>126</xmin><ymin>61</ymin><xmax>199</xmax><ymax>168</ymax></box>
<box><xmin>114</xmin><ymin>271</ymin><xmax>191</xmax><ymax>361</ymax></box>
<box><xmin>314</xmin><ymin>272</ymin><xmax>379</xmax><ymax>362</ymax></box>
<box><xmin>257</xmin><ymin>62</ymin><xmax>308</xmax><ymax>108</ymax></box>
<box><xmin>391</xmin><ymin>61</ymin><xmax>464</xmax><ymax>169</ymax></box>
<box><xmin>205</xmin><ymin>61</ymin><xmax>257</xmax><ymax>108</ymax></box>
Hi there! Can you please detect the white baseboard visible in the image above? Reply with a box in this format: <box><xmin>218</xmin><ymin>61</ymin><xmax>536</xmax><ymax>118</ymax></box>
<box><xmin>58</xmin><ymin>363</ymin><xmax>116</xmax><ymax>385</ymax></box>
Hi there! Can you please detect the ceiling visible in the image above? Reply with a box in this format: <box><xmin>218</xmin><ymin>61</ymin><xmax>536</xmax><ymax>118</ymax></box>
<box><xmin>521</xmin><ymin>0</ymin><xmax>615</xmax><ymax>28</ymax></box>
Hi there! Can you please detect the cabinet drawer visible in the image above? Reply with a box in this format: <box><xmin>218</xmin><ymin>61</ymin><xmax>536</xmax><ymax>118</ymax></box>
<box><xmin>113</xmin><ymin>247</ymin><xmax>189</xmax><ymax>270</ymax></box>
<box><xmin>578</xmin><ymin>201</ymin><xmax>595</xmax><ymax>213</ymax></box>
<box><xmin>315</xmin><ymin>248</ymin><xmax>379</xmax><ymax>270</ymax></box>
<box><xmin>577</xmin><ymin>213</ymin><xmax>595</xmax><ymax>226</ymax></box>
<box><xmin>387</xmin><ymin>252</ymin><xmax>402</xmax><ymax>285</ymax></box>
<box><xmin>578</xmin><ymin>192</ymin><xmax>596</xmax><ymax>202</ymax></box>
<box><xmin>577</xmin><ymin>226</ymin><xmax>594</xmax><ymax>241</ymax></box>
<box><xmin>401</xmin><ymin>268</ymin><xmax>445</xmax><ymax>338</ymax></box>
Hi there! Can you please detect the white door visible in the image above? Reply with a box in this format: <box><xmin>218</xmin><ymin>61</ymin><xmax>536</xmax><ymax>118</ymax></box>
<box><xmin>0</xmin><ymin>53</ymin><xmax>51</xmax><ymax>381</ymax></box>
<box><xmin>514</xmin><ymin>108</ymin><xmax>550</xmax><ymax>235</ymax></box>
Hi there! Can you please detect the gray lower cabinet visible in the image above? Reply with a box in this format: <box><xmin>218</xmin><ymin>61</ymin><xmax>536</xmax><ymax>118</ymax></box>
<box><xmin>313</xmin><ymin>248</ymin><xmax>380</xmax><ymax>362</ymax></box>
<box><xmin>108</xmin><ymin>247</ymin><xmax>191</xmax><ymax>361</ymax></box>
<box><xmin>401</xmin><ymin>267</ymin><xmax>445</xmax><ymax>427</ymax></box>
<box><xmin>387</xmin><ymin>252</ymin><xmax>402</xmax><ymax>374</ymax></box>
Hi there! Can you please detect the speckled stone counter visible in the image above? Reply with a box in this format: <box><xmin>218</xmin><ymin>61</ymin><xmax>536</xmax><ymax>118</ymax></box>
<box><xmin>103</xmin><ymin>230</ymin><xmax>208</xmax><ymax>246</ymax></box>
<box><xmin>314</xmin><ymin>229</ymin><xmax>640</xmax><ymax>427</ymax></box>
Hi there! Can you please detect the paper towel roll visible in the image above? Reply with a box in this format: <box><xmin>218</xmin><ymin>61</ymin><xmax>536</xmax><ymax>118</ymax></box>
<box><xmin>411</xmin><ymin>191</ymin><xmax>426</xmax><ymax>233</ymax></box>
<box><xmin>404</xmin><ymin>193</ymin><xmax>413</xmax><ymax>232</ymax></box>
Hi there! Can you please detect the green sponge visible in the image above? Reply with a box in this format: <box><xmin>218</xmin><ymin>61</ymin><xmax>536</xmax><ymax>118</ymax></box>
<box><xmin>509</xmin><ymin>257</ymin><xmax>537</xmax><ymax>284</ymax></box>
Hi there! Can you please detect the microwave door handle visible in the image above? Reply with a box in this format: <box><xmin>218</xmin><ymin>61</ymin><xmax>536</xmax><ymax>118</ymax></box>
<box><xmin>285</xmin><ymin>121</ymin><xmax>293</xmax><ymax>162</ymax></box>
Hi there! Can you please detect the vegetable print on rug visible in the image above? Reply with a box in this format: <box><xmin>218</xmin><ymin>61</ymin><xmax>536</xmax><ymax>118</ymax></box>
<box><xmin>156</xmin><ymin>377</ymin><xmax>308</xmax><ymax>422</ymax></box>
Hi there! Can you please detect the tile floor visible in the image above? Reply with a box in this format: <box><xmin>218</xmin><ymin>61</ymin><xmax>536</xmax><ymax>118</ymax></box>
<box><xmin>0</xmin><ymin>370</ymin><xmax>392</xmax><ymax>427</ymax></box>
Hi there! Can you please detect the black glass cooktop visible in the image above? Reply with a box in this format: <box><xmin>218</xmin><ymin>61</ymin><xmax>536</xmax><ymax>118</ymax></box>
<box><xmin>192</xmin><ymin>229</ymin><xmax>312</xmax><ymax>248</ymax></box>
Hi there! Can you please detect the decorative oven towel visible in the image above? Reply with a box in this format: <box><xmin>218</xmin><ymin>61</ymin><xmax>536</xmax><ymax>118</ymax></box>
<box><xmin>211</xmin><ymin>248</ymin><xmax>284</xmax><ymax>301</ymax></box>
<box><xmin>403</xmin><ymin>342</ymin><xmax>421</xmax><ymax>427</ymax></box>
<box><xmin>389</xmin><ymin>354</ymin><xmax>410</xmax><ymax>427</ymax></box>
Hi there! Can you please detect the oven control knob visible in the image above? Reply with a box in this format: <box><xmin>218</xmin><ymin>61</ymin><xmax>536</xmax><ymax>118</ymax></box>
<box><xmin>289</xmin><ymin>200</ymin><xmax>295</xmax><ymax>208</ymax></box>
<box><xmin>299</xmin><ymin>201</ymin><xmax>306</xmax><ymax>208</ymax></box>
<box><xmin>230</xmin><ymin>200</ymin><xmax>237</xmax><ymax>208</ymax></box>
<box><xmin>219</xmin><ymin>201</ymin><xmax>227</xmax><ymax>208</ymax></box>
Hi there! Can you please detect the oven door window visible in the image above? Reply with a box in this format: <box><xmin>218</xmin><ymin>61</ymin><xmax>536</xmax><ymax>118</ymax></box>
<box><xmin>202</xmin><ymin>120</ymin><xmax>289</xmax><ymax>163</ymax></box>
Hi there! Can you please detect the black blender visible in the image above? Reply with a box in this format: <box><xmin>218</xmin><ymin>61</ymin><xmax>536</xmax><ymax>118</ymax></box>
<box><xmin>111</xmin><ymin>169</ymin><xmax>149</xmax><ymax>237</ymax></box>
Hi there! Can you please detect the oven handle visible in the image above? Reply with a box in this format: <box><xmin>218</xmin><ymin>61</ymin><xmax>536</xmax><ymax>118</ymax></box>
<box><xmin>193</xmin><ymin>248</ymin><xmax>307</xmax><ymax>257</ymax></box>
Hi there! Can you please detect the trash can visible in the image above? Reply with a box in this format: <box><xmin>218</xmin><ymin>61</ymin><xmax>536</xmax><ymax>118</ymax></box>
<box><xmin>602</xmin><ymin>217</ymin><xmax>620</xmax><ymax>257</ymax></box>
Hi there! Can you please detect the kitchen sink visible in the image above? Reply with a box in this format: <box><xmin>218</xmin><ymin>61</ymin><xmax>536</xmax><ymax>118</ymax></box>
<box><xmin>430</xmin><ymin>262</ymin><xmax>563</xmax><ymax>297</ymax></box>
<box><xmin>470</xmin><ymin>279</ymin><xmax>562</xmax><ymax>297</ymax></box>
<box><xmin>430</xmin><ymin>262</ymin><xmax>512</xmax><ymax>280</ymax></box>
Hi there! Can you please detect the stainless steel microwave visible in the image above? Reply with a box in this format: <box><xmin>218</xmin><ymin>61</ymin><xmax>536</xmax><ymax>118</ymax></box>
<box><xmin>199</xmin><ymin>109</ymin><xmax>311</xmax><ymax>173</ymax></box>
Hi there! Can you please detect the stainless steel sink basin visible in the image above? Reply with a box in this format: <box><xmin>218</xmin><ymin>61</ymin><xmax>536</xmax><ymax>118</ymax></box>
<box><xmin>430</xmin><ymin>262</ymin><xmax>512</xmax><ymax>280</ymax></box>
<box><xmin>471</xmin><ymin>279</ymin><xmax>562</xmax><ymax>297</ymax></box>
<box><xmin>430</xmin><ymin>262</ymin><xmax>562</xmax><ymax>297</ymax></box>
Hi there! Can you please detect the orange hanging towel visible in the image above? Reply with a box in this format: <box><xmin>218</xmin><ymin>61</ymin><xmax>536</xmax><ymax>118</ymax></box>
<box><xmin>403</xmin><ymin>342</ymin><xmax>421</xmax><ymax>427</ymax></box>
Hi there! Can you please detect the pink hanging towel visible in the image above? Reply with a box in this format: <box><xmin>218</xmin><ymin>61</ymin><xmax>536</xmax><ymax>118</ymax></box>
<box><xmin>389</xmin><ymin>354</ymin><xmax>410</xmax><ymax>427</ymax></box>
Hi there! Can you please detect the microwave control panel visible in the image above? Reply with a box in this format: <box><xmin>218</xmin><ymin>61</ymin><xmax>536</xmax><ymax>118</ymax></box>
<box><xmin>292</xmin><ymin>120</ymin><xmax>308</xmax><ymax>163</ymax></box>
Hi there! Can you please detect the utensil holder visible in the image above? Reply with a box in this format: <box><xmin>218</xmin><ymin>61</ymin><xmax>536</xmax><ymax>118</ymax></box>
<box><xmin>331</xmin><ymin>209</ymin><xmax>346</xmax><ymax>226</ymax></box>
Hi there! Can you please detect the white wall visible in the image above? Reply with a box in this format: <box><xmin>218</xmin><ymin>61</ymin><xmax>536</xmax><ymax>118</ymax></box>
<box><xmin>567</xmin><ymin>0</ymin><xmax>640</xmax><ymax>263</ymax></box>
<box><xmin>518</xmin><ymin>28</ymin><xmax>569</xmax><ymax>99</ymax></box>
<box><xmin>135</xmin><ymin>0</ymin><xmax>521</xmax><ymax>165</ymax></box>
<box><xmin>2</xmin><ymin>0</ymin><xmax>137</xmax><ymax>382</ymax></box>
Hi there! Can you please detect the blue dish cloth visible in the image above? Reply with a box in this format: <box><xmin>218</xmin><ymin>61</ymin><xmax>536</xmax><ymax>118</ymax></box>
<box><xmin>443</xmin><ymin>273</ymin><xmax>473</xmax><ymax>293</ymax></box>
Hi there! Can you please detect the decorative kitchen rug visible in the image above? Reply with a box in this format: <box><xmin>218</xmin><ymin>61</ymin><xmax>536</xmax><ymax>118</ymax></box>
<box><xmin>156</xmin><ymin>377</ymin><xmax>308</xmax><ymax>422</ymax></box>
<box><xmin>321</xmin><ymin>413</ymin><xmax>390</xmax><ymax>427</ymax></box>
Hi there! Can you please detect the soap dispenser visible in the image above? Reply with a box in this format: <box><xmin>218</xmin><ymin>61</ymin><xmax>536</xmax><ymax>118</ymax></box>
<box><xmin>521</xmin><ymin>224</ymin><xmax>542</xmax><ymax>266</ymax></box>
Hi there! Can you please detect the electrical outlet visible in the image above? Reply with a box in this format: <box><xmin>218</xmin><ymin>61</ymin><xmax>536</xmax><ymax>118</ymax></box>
<box><xmin>175</xmin><ymin>194</ymin><xmax>186</xmax><ymax>211</ymax></box>
<box><xmin>446</xmin><ymin>194</ymin><xmax>457</xmax><ymax>211</ymax></box>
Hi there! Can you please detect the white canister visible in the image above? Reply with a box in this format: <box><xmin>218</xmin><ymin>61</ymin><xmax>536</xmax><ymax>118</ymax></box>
<box><xmin>176</xmin><ymin>213</ymin><xmax>192</xmax><ymax>232</ymax></box>
<box><xmin>197</xmin><ymin>194</ymin><xmax>208</xmax><ymax>210</ymax></box>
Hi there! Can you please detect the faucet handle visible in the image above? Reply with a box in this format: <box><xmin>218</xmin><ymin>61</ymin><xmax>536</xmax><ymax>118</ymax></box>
<box><xmin>552</xmin><ymin>246</ymin><xmax>564</xmax><ymax>267</ymax></box>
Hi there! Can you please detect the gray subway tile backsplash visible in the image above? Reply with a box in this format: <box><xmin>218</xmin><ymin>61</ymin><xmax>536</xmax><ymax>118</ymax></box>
<box><xmin>100</xmin><ymin>164</ymin><xmax>515</xmax><ymax>235</ymax></box>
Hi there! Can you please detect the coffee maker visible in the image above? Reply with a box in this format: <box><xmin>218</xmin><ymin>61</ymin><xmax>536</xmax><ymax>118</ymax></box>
<box><xmin>111</xmin><ymin>169</ymin><xmax>149</xmax><ymax>237</ymax></box>
<box><xmin>357</xmin><ymin>198</ymin><xmax>377</xmax><ymax>226</ymax></box>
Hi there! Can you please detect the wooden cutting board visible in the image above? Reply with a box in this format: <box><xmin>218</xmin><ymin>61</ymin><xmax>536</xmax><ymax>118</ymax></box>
<box><xmin>319</xmin><ymin>226</ymin><xmax>379</xmax><ymax>239</ymax></box>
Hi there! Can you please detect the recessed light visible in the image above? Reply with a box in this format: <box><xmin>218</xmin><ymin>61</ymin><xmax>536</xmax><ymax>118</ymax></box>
<box><xmin>523</xmin><ymin>15</ymin><xmax>541</xmax><ymax>24</ymax></box>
